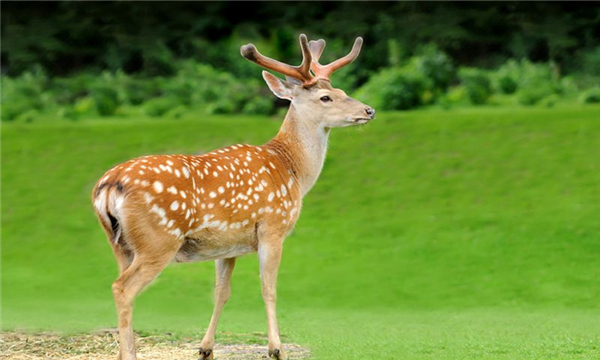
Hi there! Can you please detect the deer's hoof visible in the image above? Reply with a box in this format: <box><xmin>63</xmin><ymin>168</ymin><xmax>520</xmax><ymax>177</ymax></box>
<box><xmin>268</xmin><ymin>348</ymin><xmax>287</xmax><ymax>359</ymax></box>
<box><xmin>198</xmin><ymin>347</ymin><xmax>213</xmax><ymax>360</ymax></box>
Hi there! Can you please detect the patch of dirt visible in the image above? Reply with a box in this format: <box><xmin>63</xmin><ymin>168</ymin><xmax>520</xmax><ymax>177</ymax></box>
<box><xmin>0</xmin><ymin>330</ymin><xmax>311</xmax><ymax>360</ymax></box>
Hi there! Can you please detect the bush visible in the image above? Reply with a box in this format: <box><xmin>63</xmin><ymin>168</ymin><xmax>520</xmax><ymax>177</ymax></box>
<box><xmin>14</xmin><ymin>110</ymin><xmax>38</xmax><ymax>124</ymax></box>
<box><xmin>1</xmin><ymin>69</ymin><xmax>48</xmax><ymax>121</ymax></box>
<box><xmin>515</xmin><ymin>60</ymin><xmax>561</xmax><ymax>106</ymax></box>
<box><xmin>576</xmin><ymin>46</ymin><xmax>600</xmax><ymax>77</ymax></box>
<box><xmin>207</xmin><ymin>98</ymin><xmax>237</xmax><ymax>115</ymax></box>
<box><xmin>491</xmin><ymin>59</ymin><xmax>564</xmax><ymax>105</ymax></box>
<box><xmin>579</xmin><ymin>87</ymin><xmax>600</xmax><ymax>104</ymax></box>
<box><xmin>493</xmin><ymin>59</ymin><xmax>520</xmax><ymax>94</ymax></box>
<box><xmin>354</xmin><ymin>64</ymin><xmax>433</xmax><ymax>111</ymax></box>
<box><xmin>458</xmin><ymin>68</ymin><xmax>492</xmax><ymax>105</ymax></box>
<box><xmin>413</xmin><ymin>44</ymin><xmax>455</xmax><ymax>93</ymax></box>
<box><xmin>517</xmin><ymin>86</ymin><xmax>551</xmax><ymax>106</ymax></box>
<box><xmin>539</xmin><ymin>94</ymin><xmax>560</xmax><ymax>108</ymax></box>
<box><xmin>120</xmin><ymin>76</ymin><xmax>163</xmax><ymax>106</ymax></box>
<box><xmin>91</xmin><ymin>84</ymin><xmax>120</xmax><ymax>116</ymax></box>
<box><xmin>165</xmin><ymin>106</ymin><xmax>187</xmax><ymax>119</ymax></box>
<box><xmin>242</xmin><ymin>96</ymin><xmax>274</xmax><ymax>115</ymax></box>
<box><xmin>2</xmin><ymin>98</ymin><xmax>34</xmax><ymax>121</ymax></box>
<box><xmin>143</xmin><ymin>97</ymin><xmax>180</xmax><ymax>117</ymax></box>
<box><xmin>142</xmin><ymin>41</ymin><xmax>177</xmax><ymax>77</ymax></box>
<box><xmin>51</xmin><ymin>74</ymin><xmax>96</xmax><ymax>105</ymax></box>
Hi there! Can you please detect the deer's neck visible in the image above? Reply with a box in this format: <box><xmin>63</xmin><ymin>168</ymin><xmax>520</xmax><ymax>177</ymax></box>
<box><xmin>266</xmin><ymin>106</ymin><xmax>330</xmax><ymax>196</ymax></box>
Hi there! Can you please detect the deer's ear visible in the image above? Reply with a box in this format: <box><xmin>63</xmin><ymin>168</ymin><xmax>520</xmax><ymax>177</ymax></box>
<box><xmin>262</xmin><ymin>71</ymin><xmax>294</xmax><ymax>100</ymax></box>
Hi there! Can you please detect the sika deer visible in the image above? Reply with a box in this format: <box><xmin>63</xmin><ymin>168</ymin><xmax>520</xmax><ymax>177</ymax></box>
<box><xmin>92</xmin><ymin>34</ymin><xmax>375</xmax><ymax>360</ymax></box>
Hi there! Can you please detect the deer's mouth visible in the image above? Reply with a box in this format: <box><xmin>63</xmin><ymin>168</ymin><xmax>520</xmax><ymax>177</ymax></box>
<box><xmin>353</xmin><ymin>118</ymin><xmax>371</xmax><ymax>124</ymax></box>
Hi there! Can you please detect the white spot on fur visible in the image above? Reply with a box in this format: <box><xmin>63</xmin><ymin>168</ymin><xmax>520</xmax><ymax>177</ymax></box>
<box><xmin>153</xmin><ymin>181</ymin><xmax>164</xmax><ymax>193</ymax></box>
<box><xmin>144</xmin><ymin>192</ymin><xmax>154</xmax><ymax>204</ymax></box>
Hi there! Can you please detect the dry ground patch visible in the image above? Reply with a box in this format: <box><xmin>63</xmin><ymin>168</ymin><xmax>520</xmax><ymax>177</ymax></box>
<box><xmin>0</xmin><ymin>331</ymin><xmax>310</xmax><ymax>360</ymax></box>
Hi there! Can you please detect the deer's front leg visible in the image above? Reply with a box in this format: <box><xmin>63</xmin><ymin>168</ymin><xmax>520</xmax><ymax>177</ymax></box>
<box><xmin>199</xmin><ymin>257</ymin><xmax>236</xmax><ymax>360</ymax></box>
<box><xmin>258</xmin><ymin>241</ymin><xmax>287</xmax><ymax>360</ymax></box>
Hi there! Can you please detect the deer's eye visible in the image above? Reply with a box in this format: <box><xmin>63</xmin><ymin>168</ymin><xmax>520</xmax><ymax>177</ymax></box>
<box><xmin>320</xmin><ymin>96</ymin><xmax>332</xmax><ymax>102</ymax></box>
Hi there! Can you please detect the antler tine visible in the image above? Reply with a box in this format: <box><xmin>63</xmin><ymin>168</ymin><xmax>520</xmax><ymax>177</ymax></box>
<box><xmin>314</xmin><ymin>37</ymin><xmax>363</xmax><ymax>80</ymax></box>
<box><xmin>241</xmin><ymin>34</ymin><xmax>313</xmax><ymax>83</ymax></box>
<box><xmin>308</xmin><ymin>39</ymin><xmax>326</xmax><ymax>62</ymax></box>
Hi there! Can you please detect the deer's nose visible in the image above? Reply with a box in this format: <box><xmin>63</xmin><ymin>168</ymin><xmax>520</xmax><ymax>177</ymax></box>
<box><xmin>365</xmin><ymin>107</ymin><xmax>376</xmax><ymax>119</ymax></box>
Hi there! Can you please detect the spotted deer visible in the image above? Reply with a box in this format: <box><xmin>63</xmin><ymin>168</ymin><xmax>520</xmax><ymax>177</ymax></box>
<box><xmin>92</xmin><ymin>34</ymin><xmax>375</xmax><ymax>360</ymax></box>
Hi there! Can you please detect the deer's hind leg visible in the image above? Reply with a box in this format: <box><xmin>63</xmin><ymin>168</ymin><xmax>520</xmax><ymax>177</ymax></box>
<box><xmin>111</xmin><ymin>220</ymin><xmax>181</xmax><ymax>360</ymax></box>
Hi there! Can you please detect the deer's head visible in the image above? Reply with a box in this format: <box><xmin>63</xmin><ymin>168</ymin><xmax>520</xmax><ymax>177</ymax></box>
<box><xmin>241</xmin><ymin>34</ymin><xmax>375</xmax><ymax>128</ymax></box>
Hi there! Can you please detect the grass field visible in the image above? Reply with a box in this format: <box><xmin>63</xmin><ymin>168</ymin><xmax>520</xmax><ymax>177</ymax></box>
<box><xmin>2</xmin><ymin>105</ymin><xmax>599</xmax><ymax>359</ymax></box>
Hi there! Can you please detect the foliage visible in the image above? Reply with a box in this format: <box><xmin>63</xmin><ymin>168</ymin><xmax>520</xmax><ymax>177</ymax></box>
<box><xmin>0</xmin><ymin>67</ymin><xmax>47</xmax><ymax>121</ymax></box>
<box><xmin>458</xmin><ymin>68</ymin><xmax>492</xmax><ymax>105</ymax></box>
<box><xmin>2</xmin><ymin>2</ymin><xmax>598</xmax><ymax>78</ymax></box>
<box><xmin>493</xmin><ymin>59</ymin><xmax>521</xmax><ymax>94</ymax></box>
<box><xmin>353</xmin><ymin>45</ymin><xmax>454</xmax><ymax>111</ymax></box>
<box><xmin>573</xmin><ymin>46</ymin><xmax>600</xmax><ymax>78</ymax></box>
<box><xmin>579</xmin><ymin>86</ymin><xmax>600</xmax><ymax>104</ymax></box>
<box><xmin>515</xmin><ymin>61</ymin><xmax>562</xmax><ymax>106</ymax></box>
<box><xmin>143</xmin><ymin>97</ymin><xmax>180</xmax><ymax>117</ymax></box>
<box><xmin>354</xmin><ymin>65</ymin><xmax>432</xmax><ymax>110</ymax></box>
<box><xmin>91</xmin><ymin>84</ymin><xmax>121</xmax><ymax>117</ymax></box>
<box><xmin>412</xmin><ymin>44</ymin><xmax>455</xmax><ymax>93</ymax></box>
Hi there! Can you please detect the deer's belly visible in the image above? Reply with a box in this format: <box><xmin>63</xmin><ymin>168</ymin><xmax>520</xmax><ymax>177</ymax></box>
<box><xmin>174</xmin><ymin>228</ymin><xmax>257</xmax><ymax>262</ymax></box>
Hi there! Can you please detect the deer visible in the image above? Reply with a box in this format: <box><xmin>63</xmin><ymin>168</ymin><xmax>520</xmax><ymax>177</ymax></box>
<box><xmin>92</xmin><ymin>34</ymin><xmax>375</xmax><ymax>360</ymax></box>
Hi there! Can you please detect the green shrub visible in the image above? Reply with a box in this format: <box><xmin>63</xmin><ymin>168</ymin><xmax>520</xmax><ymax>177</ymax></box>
<box><xmin>539</xmin><ymin>94</ymin><xmax>560</xmax><ymax>108</ymax></box>
<box><xmin>207</xmin><ymin>98</ymin><xmax>237</xmax><ymax>115</ymax></box>
<box><xmin>579</xmin><ymin>87</ymin><xmax>600</xmax><ymax>104</ymax></box>
<box><xmin>491</xmin><ymin>59</ymin><xmax>564</xmax><ymax>105</ymax></box>
<box><xmin>142</xmin><ymin>41</ymin><xmax>177</xmax><ymax>77</ymax></box>
<box><xmin>91</xmin><ymin>84</ymin><xmax>120</xmax><ymax>116</ymax></box>
<box><xmin>242</xmin><ymin>96</ymin><xmax>274</xmax><ymax>115</ymax></box>
<box><xmin>2</xmin><ymin>98</ymin><xmax>34</xmax><ymax>121</ymax></box>
<box><xmin>437</xmin><ymin>85</ymin><xmax>468</xmax><ymax>108</ymax></box>
<box><xmin>413</xmin><ymin>44</ymin><xmax>455</xmax><ymax>92</ymax></box>
<box><xmin>1</xmin><ymin>70</ymin><xmax>48</xmax><ymax>121</ymax></box>
<box><xmin>458</xmin><ymin>68</ymin><xmax>492</xmax><ymax>105</ymax></box>
<box><xmin>165</xmin><ymin>106</ymin><xmax>187</xmax><ymax>119</ymax></box>
<box><xmin>493</xmin><ymin>59</ymin><xmax>520</xmax><ymax>94</ymax></box>
<box><xmin>354</xmin><ymin>65</ymin><xmax>433</xmax><ymax>111</ymax></box>
<box><xmin>517</xmin><ymin>86</ymin><xmax>552</xmax><ymax>106</ymax></box>
<box><xmin>143</xmin><ymin>97</ymin><xmax>180</xmax><ymax>117</ymax></box>
<box><xmin>517</xmin><ymin>61</ymin><xmax>561</xmax><ymax>106</ymax></box>
<box><xmin>14</xmin><ymin>110</ymin><xmax>39</xmax><ymax>123</ymax></box>
<box><xmin>577</xmin><ymin>46</ymin><xmax>600</xmax><ymax>77</ymax></box>
<box><xmin>119</xmin><ymin>76</ymin><xmax>162</xmax><ymax>106</ymax></box>
<box><xmin>51</xmin><ymin>74</ymin><xmax>95</xmax><ymax>105</ymax></box>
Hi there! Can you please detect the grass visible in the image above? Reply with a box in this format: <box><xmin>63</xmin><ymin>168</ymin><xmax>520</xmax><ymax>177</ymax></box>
<box><xmin>2</xmin><ymin>104</ymin><xmax>600</xmax><ymax>359</ymax></box>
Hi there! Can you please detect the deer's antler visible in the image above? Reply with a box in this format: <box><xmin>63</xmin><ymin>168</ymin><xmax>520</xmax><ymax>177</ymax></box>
<box><xmin>241</xmin><ymin>34</ymin><xmax>314</xmax><ymax>84</ymax></box>
<box><xmin>241</xmin><ymin>34</ymin><xmax>363</xmax><ymax>85</ymax></box>
<box><xmin>309</xmin><ymin>37</ymin><xmax>363</xmax><ymax>81</ymax></box>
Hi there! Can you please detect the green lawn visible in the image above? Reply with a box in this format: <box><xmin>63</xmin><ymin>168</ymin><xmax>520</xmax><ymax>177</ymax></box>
<box><xmin>2</xmin><ymin>105</ymin><xmax>599</xmax><ymax>359</ymax></box>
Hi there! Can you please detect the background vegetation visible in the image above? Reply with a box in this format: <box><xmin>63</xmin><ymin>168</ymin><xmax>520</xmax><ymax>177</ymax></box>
<box><xmin>1</xmin><ymin>2</ymin><xmax>599</xmax><ymax>360</ymax></box>
<box><xmin>2</xmin><ymin>2</ymin><xmax>600</xmax><ymax>122</ymax></box>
